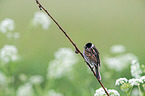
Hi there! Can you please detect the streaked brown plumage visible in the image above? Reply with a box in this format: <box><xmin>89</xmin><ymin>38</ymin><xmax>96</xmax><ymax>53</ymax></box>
<box><xmin>83</xmin><ymin>43</ymin><xmax>101</xmax><ymax>80</ymax></box>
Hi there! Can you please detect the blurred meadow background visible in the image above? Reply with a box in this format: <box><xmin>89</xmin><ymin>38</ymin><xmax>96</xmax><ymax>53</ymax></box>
<box><xmin>0</xmin><ymin>0</ymin><xmax>145</xmax><ymax>96</ymax></box>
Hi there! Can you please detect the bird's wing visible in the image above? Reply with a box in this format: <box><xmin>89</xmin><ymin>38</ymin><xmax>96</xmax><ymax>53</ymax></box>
<box><xmin>83</xmin><ymin>50</ymin><xmax>91</xmax><ymax>64</ymax></box>
<box><xmin>91</xmin><ymin>47</ymin><xmax>101</xmax><ymax>66</ymax></box>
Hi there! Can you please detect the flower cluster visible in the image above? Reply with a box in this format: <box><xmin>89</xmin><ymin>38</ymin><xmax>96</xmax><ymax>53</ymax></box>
<box><xmin>0</xmin><ymin>11</ymin><xmax>60</xmax><ymax>96</ymax></box>
<box><xmin>29</xmin><ymin>75</ymin><xmax>44</xmax><ymax>85</ymax></box>
<box><xmin>129</xmin><ymin>78</ymin><xmax>143</xmax><ymax>86</ymax></box>
<box><xmin>16</xmin><ymin>83</ymin><xmax>34</xmax><ymax>96</ymax></box>
<box><xmin>115</xmin><ymin>77</ymin><xmax>131</xmax><ymax>92</ymax></box>
<box><xmin>32</xmin><ymin>11</ymin><xmax>51</xmax><ymax>30</ymax></box>
<box><xmin>131</xmin><ymin>60</ymin><xmax>142</xmax><ymax>78</ymax></box>
<box><xmin>104</xmin><ymin>45</ymin><xmax>137</xmax><ymax>71</ymax></box>
<box><xmin>115</xmin><ymin>76</ymin><xmax>145</xmax><ymax>94</ymax></box>
<box><xmin>110</xmin><ymin>45</ymin><xmax>126</xmax><ymax>54</ymax></box>
<box><xmin>0</xmin><ymin>45</ymin><xmax>19</xmax><ymax>64</ymax></box>
<box><xmin>108</xmin><ymin>89</ymin><xmax>120</xmax><ymax>96</ymax></box>
<box><xmin>116</xmin><ymin>77</ymin><xmax>144</xmax><ymax>87</ymax></box>
<box><xmin>94</xmin><ymin>87</ymin><xmax>120</xmax><ymax>96</ymax></box>
<box><xmin>47</xmin><ymin>48</ymin><xmax>78</xmax><ymax>79</ymax></box>
<box><xmin>0</xmin><ymin>18</ymin><xmax>15</xmax><ymax>33</ymax></box>
<box><xmin>115</xmin><ymin>78</ymin><xmax>128</xmax><ymax>86</ymax></box>
<box><xmin>94</xmin><ymin>87</ymin><xmax>106</xmax><ymax>96</ymax></box>
<box><xmin>140</xmin><ymin>76</ymin><xmax>145</xmax><ymax>82</ymax></box>
<box><xmin>0</xmin><ymin>18</ymin><xmax>20</xmax><ymax>39</ymax></box>
<box><xmin>16</xmin><ymin>74</ymin><xmax>44</xmax><ymax>96</ymax></box>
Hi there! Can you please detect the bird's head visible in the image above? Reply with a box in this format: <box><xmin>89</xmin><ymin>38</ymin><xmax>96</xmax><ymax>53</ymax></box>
<box><xmin>84</xmin><ymin>42</ymin><xmax>93</xmax><ymax>49</ymax></box>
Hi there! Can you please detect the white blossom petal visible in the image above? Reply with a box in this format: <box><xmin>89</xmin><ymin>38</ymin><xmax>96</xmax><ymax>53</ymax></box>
<box><xmin>16</xmin><ymin>83</ymin><xmax>34</xmax><ymax>96</ymax></box>
<box><xmin>0</xmin><ymin>45</ymin><xmax>19</xmax><ymax>64</ymax></box>
<box><xmin>47</xmin><ymin>48</ymin><xmax>78</xmax><ymax>79</ymax></box>
<box><xmin>29</xmin><ymin>75</ymin><xmax>44</xmax><ymax>85</ymax></box>
<box><xmin>0</xmin><ymin>18</ymin><xmax>15</xmax><ymax>33</ymax></box>
<box><xmin>32</xmin><ymin>11</ymin><xmax>51</xmax><ymax>30</ymax></box>
<box><xmin>131</xmin><ymin>60</ymin><xmax>142</xmax><ymax>78</ymax></box>
<box><xmin>140</xmin><ymin>76</ymin><xmax>145</xmax><ymax>82</ymax></box>
<box><xmin>94</xmin><ymin>87</ymin><xmax>107</xmax><ymax>96</ymax></box>
<box><xmin>110</xmin><ymin>45</ymin><xmax>126</xmax><ymax>54</ymax></box>
<box><xmin>115</xmin><ymin>78</ymin><xmax>128</xmax><ymax>86</ymax></box>
<box><xmin>129</xmin><ymin>78</ymin><xmax>143</xmax><ymax>86</ymax></box>
<box><xmin>108</xmin><ymin>89</ymin><xmax>120</xmax><ymax>96</ymax></box>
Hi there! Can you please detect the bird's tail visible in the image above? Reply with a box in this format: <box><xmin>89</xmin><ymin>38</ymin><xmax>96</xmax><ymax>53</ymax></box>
<box><xmin>94</xmin><ymin>65</ymin><xmax>101</xmax><ymax>80</ymax></box>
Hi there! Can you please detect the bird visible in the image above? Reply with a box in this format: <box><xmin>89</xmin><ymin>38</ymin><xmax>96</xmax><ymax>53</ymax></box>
<box><xmin>83</xmin><ymin>42</ymin><xmax>101</xmax><ymax>80</ymax></box>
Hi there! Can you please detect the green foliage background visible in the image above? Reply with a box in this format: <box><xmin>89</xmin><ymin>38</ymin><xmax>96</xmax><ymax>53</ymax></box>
<box><xmin>0</xmin><ymin>0</ymin><xmax>145</xmax><ymax>96</ymax></box>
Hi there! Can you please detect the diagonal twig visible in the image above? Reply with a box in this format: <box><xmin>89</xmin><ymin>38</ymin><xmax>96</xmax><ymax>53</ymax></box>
<box><xmin>35</xmin><ymin>0</ymin><xmax>110</xmax><ymax>96</ymax></box>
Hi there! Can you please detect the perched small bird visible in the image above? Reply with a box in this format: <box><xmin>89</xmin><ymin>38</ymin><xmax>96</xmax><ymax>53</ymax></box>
<box><xmin>83</xmin><ymin>42</ymin><xmax>101</xmax><ymax>80</ymax></box>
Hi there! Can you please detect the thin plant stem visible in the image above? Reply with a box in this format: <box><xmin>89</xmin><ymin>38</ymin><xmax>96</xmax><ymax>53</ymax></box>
<box><xmin>34</xmin><ymin>84</ymin><xmax>43</xmax><ymax>96</ymax></box>
<box><xmin>127</xmin><ymin>87</ymin><xmax>133</xmax><ymax>96</ymax></box>
<box><xmin>35</xmin><ymin>0</ymin><xmax>110</xmax><ymax>96</ymax></box>
<box><xmin>138</xmin><ymin>85</ymin><xmax>142</xmax><ymax>96</ymax></box>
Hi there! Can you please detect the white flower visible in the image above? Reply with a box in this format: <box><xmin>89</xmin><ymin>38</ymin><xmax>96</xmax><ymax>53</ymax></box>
<box><xmin>140</xmin><ymin>76</ymin><xmax>145</xmax><ymax>82</ymax></box>
<box><xmin>0</xmin><ymin>71</ymin><xmax>7</xmax><ymax>86</ymax></box>
<box><xmin>47</xmin><ymin>89</ymin><xmax>64</xmax><ymax>96</ymax></box>
<box><xmin>94</xmin><ymin>87</ymin><xmax>107</xmax><ymax>96</ymax></box>
<box><xmin>104</xmin><ymin>53</ymin><xmax>137</xmax><ymax>71</ymax></box>
<box><xmin>18</xmin><ymin>74</ymin><xmax>27</xmax><ymax>82</ymax></box>
<box><xmin>129</xmin><ymin>78</ymin><xmax>143</xmax><ymax>86</ymax></box>
<box><xmin>54</xmin><ymin>48</ymin><xmax>78</xmax><ymax>65</ymax></box>
<box><xmin>16</xmin><ymin>83</ymin><xmax>34</xmax><ymax>96</ymax></box>
<box><xmin>104</xmin><ymin>57</ymin><xmax>122</xmax><ymax>71</ymax></box>
<box><xmin>47</xmin><ymin>48</ymin><xmax>78</xmax><ymax>79</ymax></box>
<box><xmin>131</xmin><ymin>60</ymin><xmax>142</xmax><ymax>78</ymax></box>
<box><xmin>32</xmin><ymin>11</ymin><xmax>51</xmax><ymax>30</ymax></box>
<box><xmin>110</xmin><ymin>45</ymin><xmax>126</xmax><ymax>54</ymax></box>
<box><xmin>0</xmin><ymin>45</ymin><xmax>19</xmax><ymax>64</ymax></box>
<box><xmin>0</xmin><ymin>18</ymin><xmax>15</xmax><ymax>33</ymax></box>
<box><xmin>108</xmin><ymin>89</ymin><xmax>120</xmax><ymax>96</ymax></box>
<box><xmin>6</xmin><ymin>32</ymin><xmax>20</xmax><ymax>39</ymax></box>
<box><xmin>105</xmin><ymin>45</ymin><xmax>138</xmax><ymax>71</ymax></box>
<box><xmin>115</xmin><ymin>78</ymin><xmax>128</xmax><ymax>86</ymax></box>
<box><xmin>29</xmin><ymin>75</ymin><xmax>44</xmax><ymax>85</ymax></box>
<box><xmin>0</xmin><ymin>18</ymin><xmax>19</xmax><ymax>39</ymax></box>
<box><xmin>94</xmin><ymin>88</ymin><xmax>120</xmax><ymax>96</ymax></box>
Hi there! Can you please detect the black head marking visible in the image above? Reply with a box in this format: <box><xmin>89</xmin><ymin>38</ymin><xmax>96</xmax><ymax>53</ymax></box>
<box><xmin>85</xmin><ymin>43</ymin><xmax>92</xmax><ymax>48</ymax></box>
